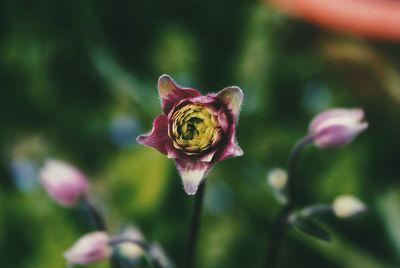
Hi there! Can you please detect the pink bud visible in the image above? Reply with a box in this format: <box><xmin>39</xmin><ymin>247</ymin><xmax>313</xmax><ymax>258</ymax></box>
<box><xmin>39</xmin><ymin>159</ymin><xmax>89</xmax><ymax>206</ymax></box>
<box><xmin>309</xmin><ymin>108</ymin><xmax>368</xmax><ymax>148</ymax></box>
<box><xmin>64</xmin><ymin>232</ymin><xmax>112</xmax><ymax>265</ymax></box>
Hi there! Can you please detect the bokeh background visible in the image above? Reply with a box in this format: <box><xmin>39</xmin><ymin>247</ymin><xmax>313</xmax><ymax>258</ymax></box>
<box><xmin>1</xmin><ymin>0</ymin><xmax>400</xmax><ymax>267</ymax></box>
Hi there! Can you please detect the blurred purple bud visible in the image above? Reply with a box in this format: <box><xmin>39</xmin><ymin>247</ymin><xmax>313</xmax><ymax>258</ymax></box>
<box><xmin>309</xmin><ymin>108</ymin><xmax>368</xmax><ymax>148</ymax></box>
<box><xmin>39</xmin><ymin>159</ymin><xmax>89</xmax><ymax>207</ymax></box>
<box><xmin>64</xmin><ymin>232</ymin><xmax>112</xmax><ymax>265</ymax></box>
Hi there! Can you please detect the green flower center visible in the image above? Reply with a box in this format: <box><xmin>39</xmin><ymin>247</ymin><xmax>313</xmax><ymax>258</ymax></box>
<box><xmin>171</xmin><ymin>104</ymin><xmax>222</xmax><ymax>153</ymax></box>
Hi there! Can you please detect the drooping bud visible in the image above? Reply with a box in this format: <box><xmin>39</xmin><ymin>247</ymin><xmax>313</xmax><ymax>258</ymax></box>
<box><xmin>309</xmin><ymin>108</ymin><xmax>368</xmax><ymax>148</ymax></box>
<box><xmin>332</xmin><ymin>195</ymin><xmax>367</xmax><ymax>218</ymax></box>
<box><xmin>64</xmin><ymin>232</ymin><xmax>112</xmax><ymax>265</ymax></box>
<box><xmin>267</xmin><ymin>168</ymin><xmax>288</xmax><ymax>190</ymax></box>
<box><xmin>116</xmin><ymin>226</ymin><xmax>145</xmax><ymax>261</ymax></box>
<box><xmin>39</xmin><ymin>159</ymin><xmax>89</xmax><ymax>207</ymax></box>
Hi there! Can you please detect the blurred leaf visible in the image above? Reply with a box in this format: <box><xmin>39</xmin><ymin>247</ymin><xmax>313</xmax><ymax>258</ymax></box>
<box><xmin>269</xmin><ymin>187</ymin><xmax>288</xmax><ymax>205</ymax></box>
<box><xmin>377</xmin><ymin>190</ymin><xmax>400</xmax><ymax>257</ymax></box>
<box><xmin>315</xmin><ymin>152</ymin><xmax>362</xmax><ymax>201</ymax></box>
<box><xmin>293</xmin><ymin>218</ymin><xmax>331</xmax><ymax>242</ymax></box>
<box><xmin>91</xmin><ymin>47</ymin><xmax>159</xmax><ymax>121</ymax></box>
<box><xmin>102</xmin><ymin>147</ymin><xmax>171</xmax><ymax>218</ymax></box>
<box><xmin>151</xmin><ymin>25</ymin><xmax>199</xmax><ymax>76</ymax></box>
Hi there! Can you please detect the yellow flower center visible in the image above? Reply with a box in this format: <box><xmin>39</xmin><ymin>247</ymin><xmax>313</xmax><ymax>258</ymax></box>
<box><xmin>171</xmin><ymin>104</ymin><xmax>222</xmax><ymax>153</ymax></box>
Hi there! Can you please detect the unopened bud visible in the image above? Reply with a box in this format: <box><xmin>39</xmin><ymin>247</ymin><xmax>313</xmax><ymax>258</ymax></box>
<box><xmin>333</xmin><ymin>195</ymin><xmax>367</xmax><ymax>218</ymax></box>
<box><xmin>39</xmin><ymin>159</ymin><xmax>89</xmax><ymax>206</ymax></box>
<box><xmin>309</xmin><ymin>108</ymin><xmax>368</xmax><ymax>148</ymax></box>
<box><xmin>64</xmin><ymin>232</ymin><xmax>112</xmax><ymax>265</ymax></box>
<box><xmin>267</xmin><ymin>168</ymin><xmax>288</xmax><ymax>190</ymax></box>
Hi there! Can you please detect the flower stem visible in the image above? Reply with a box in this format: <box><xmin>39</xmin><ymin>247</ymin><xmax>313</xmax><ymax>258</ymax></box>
<box><xmin>80</xmin><ymin>195</ymin><xmax>107</xmax><ymax>231</ymax></box>
<box><xmin>265</xmin><ymin>135</ymin><xmax>313</xmax><ymax>268</ymax></box>
<box><xmin>80</xmin><ymin>197</ymin><xmax>121</xmax><ymax>268</ymax></box>
<box><xmin>185</xmin><ymin>181</ymin><xmax>207</xmax><ymax>268</ymax></box>
<box><xmin>109</xmin><ymin>237</ymin><xmax>149</xmax><ymax>250</ymax></box>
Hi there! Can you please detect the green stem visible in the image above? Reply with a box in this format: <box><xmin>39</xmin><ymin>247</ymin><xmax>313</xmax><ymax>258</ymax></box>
<box><xmin>80</xmin><ymin>195</ymin><xmax>107</xmax><ymax>231</ymax></box>
<box><xmin>185</xmin><ymin>181</ymin><xmax>207</xmax><ymax>268</ymax></box>
<box><xmin>265</xmin><ymin>135</ymin><xmax>313</xmax><ymax>268</ymax></box>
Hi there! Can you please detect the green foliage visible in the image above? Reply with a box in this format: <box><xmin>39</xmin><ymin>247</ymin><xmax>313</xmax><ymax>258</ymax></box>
<box><xmin>0</xmin><ymin>0</ymin><xmax>399</xmax><ymax>267</ymax></box>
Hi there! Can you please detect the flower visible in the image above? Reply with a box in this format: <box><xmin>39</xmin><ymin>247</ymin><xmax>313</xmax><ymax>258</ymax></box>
<box><xmin>332</xmin><ymin>195</ymin><xmax>367</xmax><ymax>218</ymax></box>
<box><xmin>137</xmin><ymin>74</ymin><xmax>243</xmax><ymax>195</ymax></box>
<box><xmin>39</xmin><ymin>159</ymin><xmax>89</xmax><ymax>206</ymax></box>
<box><xmin>64</xmin><ymin>232</ymin><xmax>112</xmax><ymax>265</ymax></box>
<box><xmin>269</xmin><ymin>0</ymin><xmax>400</xmax><ymax>41</ymax></box>
<box><xmin>309</xmin><ymin>108</ymin><xmax>368</xmax><ymax>148</ymax></box>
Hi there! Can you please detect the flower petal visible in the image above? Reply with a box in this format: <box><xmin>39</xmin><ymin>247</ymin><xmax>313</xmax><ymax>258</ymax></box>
<box><xmin>313</xmin><ymin>122</ymin><xmax>368</xmax><ymax>148</ymax></box>
<box><xmin>175</xmin><ymin>159</ymin><xmax>211</xmax><ymax>195</ymax></box>
<box><xmin>216</xmin><ymin>140</ymin><xmax>243</xmax><ymax>161</ymax></box>
<box><xmin>217</xmin><ymin>86</ymin><xmax>244</xmax><ymax>119</ymax></box>
<box><xmin>309</xmin><ymin>108</ymin><xmax>364</xmax><ymax>134</ymax></box>
<box><xmin>158</xmin><ymin>74</ymin><xmax>201</xmax><ymax>114</ymax></box>
<box><xmin>137</xmin><ymin>115</ymin><xmax>170</xmax><ymax>155</ymax></box>
<box><xmin>200</xmin><ymin>149</ymin><xmax>218</xmax><ymax>162</ymax></box>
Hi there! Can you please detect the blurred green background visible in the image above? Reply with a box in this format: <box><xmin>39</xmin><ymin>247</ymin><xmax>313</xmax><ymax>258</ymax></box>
<box><xmin>1</xmin><ymin>0</ymin><xmax>400</xmax><ymax>267</ymax></box>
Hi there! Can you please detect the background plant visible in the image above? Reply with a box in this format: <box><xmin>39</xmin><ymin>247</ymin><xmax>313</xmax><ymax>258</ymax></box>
<box><xmin>1</xmin><ymin>0</ymin><xmax>400</xmax><ymax>268</ymax></box>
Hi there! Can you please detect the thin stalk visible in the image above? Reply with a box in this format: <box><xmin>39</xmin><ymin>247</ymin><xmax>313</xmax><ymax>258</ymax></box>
<box><xmin>109</xmin><ymin>237</ymin><xmax>149</xmax><ymax>251</ymax></box>
<box><xmin>185</xmin><ymin>181</ymin><xmax>207</xmax><ymax>268</ymax></box>
<box><xmin>265</xmin><ymin>135</ymin><xmax>313</xmax><ymax>268</ymax></box>
<box><xmin>80</xmin><ymin>196</ymin><xmax>121</xmax><ymax>268</ymax></box>
<box><xmin>80</xmin><ymin>195</ymin><xmax>107</xmax><ymax>231</ymax></box>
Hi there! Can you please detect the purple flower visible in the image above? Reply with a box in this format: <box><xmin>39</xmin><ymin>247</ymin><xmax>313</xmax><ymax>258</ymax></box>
<box><xmin>64</xmin><ymin>232</ymin><xmax>112</xmax><ymax>265</ymax></box>
<box><xmin>39</xmin><ymin>159</ymin><xmax>89</xmax><ymax>206</ymax></box>
<box><xmin>137</xmin><ymin>74</ymin><xmax>243</xmax><ymax>195</ymax></box>
<box><xmin>309</xmin><ymin>108</ymin><xmax>368</xmax><ymax>148</ymax></box>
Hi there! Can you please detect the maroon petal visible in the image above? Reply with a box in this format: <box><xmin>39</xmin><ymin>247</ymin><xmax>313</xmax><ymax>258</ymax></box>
<box><xmin>175</xmin><ymin>159</ymin><xmax>212</xmax><ymax>195</ymax></box>
<box><xmin>137</xmin><ymin>115</ymin><xmax>170</xmax><ymax>155</ymax></box>
<box><xmin>217</xmin><ymin>86</ymin><xmax>244</xmax><ymax>120</ymax></box>
<box><xmin>215</xmin><ymin>124</ymin><xmax>243</xmax><ymax>162</ymax></box>
<box><xmin>158</xmin><ymin>74</ymin><xmax>201</xmax><ymax>115</ymax></box>
<box><xmin>200</xmin><ymin>149</ymin><xmax>218</xmax><ymax>162</ymax></box>
<box><xmin>218</xmin><ymin>142</ymin><xmax>243</xmax><ymax>161</ymax></box>
<box><xmin>166</xmin><ymin>146</ymin><xmax>186</xmax><ymax>159</ymax></box>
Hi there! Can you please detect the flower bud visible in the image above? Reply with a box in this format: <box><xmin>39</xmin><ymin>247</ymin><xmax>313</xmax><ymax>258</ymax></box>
<box><xmin>39</xmin><ymin>159</ymin><xmax>89</xmax><ymax>206</ymax></box>
<box><xmin>117</xmin><ymin>226</ymin><xmax>145</xmax><ymax>260</ymax></box>
<box><xmin>64</xmin><ymin>232</ymin><xmax>112</xmax><ymax>265</ymax></box>
<box><xmin>267</xmin><ymin>168</ymin><xmax>288</xmax><ymax>190</ymax></box>
<box><xmin>309</xmin><ymin>108</ymin><xmax>368</xmax><ymax>148</ymax></box>
<box><xmin>332</xmin><ymin>195</ymin><xmax>367</xmax><ymax>218</ymax></box>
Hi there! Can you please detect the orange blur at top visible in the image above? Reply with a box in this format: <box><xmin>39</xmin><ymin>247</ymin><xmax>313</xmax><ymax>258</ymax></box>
<box><xmin>269</xmin><ymin>0</ymin><xmax>400</xmax><ymax>41</ymax></box>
